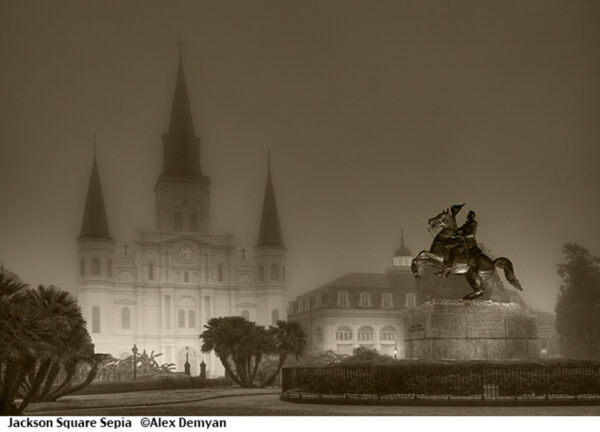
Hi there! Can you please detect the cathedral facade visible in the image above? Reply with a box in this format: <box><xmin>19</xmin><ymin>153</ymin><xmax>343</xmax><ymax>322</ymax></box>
<box><xmin>76</xmin><ymin>57</ymin><xmax>287</xmax><ymax>377</ymax></box>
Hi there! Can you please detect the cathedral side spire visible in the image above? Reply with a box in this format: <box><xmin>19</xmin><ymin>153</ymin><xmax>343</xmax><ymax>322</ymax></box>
<box><xmin>79</xmin><ymin>146</ymin><xmax>111</xmax><ymax>240</ymax></box>
<box><xmin>257</xmin><ymin>154</ymin><xmax>284</xmax><ymax>248</ymax></box>
<box><xmin>161</xmin><ymin>51</ymin><xmax>204</xmax><ymax>179</ymax></box>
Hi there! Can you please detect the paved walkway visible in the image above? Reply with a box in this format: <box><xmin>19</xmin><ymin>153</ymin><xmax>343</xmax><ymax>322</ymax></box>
<box><xmin>25</xmin><ymin>390</ymin><xmax>600</xmax><ymax>416</ymax></box>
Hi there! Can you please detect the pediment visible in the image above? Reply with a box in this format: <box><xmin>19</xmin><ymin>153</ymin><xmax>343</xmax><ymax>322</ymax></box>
<box><xmin>114</xmin><ymin>298</ymin><xmax>136</xmax><ymax>305</ymax></box>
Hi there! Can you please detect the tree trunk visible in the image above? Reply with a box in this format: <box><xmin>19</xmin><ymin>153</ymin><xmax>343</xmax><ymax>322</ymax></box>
<box><xmin>262</xmin><ymin>354</ymin><xmax>286</xmax><ymax>387</ymax></box>
<box><xmin>49</xmin><ymin>362</ymin><xmax>98</xmax><ymax>401</ymax></box>
<box><xmin>37</xmin><ymin>361</ymin><xmax>61</xmax><ymax>401</ymax></box>
<box><xmin>16</xmin><ymin>358</ymin><xmax>52</xmax><ymax>413</ymax></box>
<box><xmin>46</xmin><ymin>362</ymin><xmax>76</xmax><ymax>401</ymax></box>
<box><xmin>218</xmin><ymin>357</ymin><xmax>244</xmax><ymax>387</ymax></box>
<box><xmin>0</xmin><ymin>357</ymin><xmax>34</xmax><ymax>415</ymax></box>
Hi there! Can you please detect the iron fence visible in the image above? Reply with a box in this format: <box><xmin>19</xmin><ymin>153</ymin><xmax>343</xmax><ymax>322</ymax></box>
<box><xmin>281</xmin><ymin>361</ymin><xmax>600</xmax><ymax>403</ymax></box>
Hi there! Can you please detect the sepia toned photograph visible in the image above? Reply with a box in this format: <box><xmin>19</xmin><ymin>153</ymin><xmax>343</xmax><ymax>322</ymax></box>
<box><xmin>0</xmin><ymin>0</ymin><xmax>599</xmax><ymax>420</ymax></box>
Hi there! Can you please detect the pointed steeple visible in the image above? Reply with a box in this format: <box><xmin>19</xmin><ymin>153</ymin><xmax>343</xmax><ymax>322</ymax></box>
<box><xmin>79</xmin><ymin>152</ymin><xmax>111</xmax><ymax>240</ymax></box>
<box><xmin>161</xmin><ymin>55</ymin><xmax>204</xmax><ymax>179</ymax></box>
<box><xmin>257</xmin><ymin>154</ymin><xmax>284</xmax><ymax>248</ymax></box>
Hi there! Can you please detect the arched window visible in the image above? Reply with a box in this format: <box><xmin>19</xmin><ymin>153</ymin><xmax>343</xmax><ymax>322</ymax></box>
<box><xmin>358</xmin><ymin>325</ymin><xmax>374</xmax><ymax>341</ymax></box>
<box><xmin>336</xmin><ymin>325</ymin><xmax>352</xmax><ymax>341</ymax></box>
<box><xmin>380</xmin><ymin>326</ymin><xmax>396</xmax><ymax>341</ymax></box>
<box><xmin>178</xmin><ymin>309</ymin><xmax>185</xmax><ymax>328</ymax></box>
<box><xmin>92</xmin><ymin>306</ymin><xmax>100</xmax><ymax>333</ymax></box>
<box><xmin>148</xmin><ymin>262</ymin><xmax>154</xmax><ymax>281</ymax></box>
<box><xmin>92</xmin><ymin>258</ymin><xmax>101</xmax><ymax>276</ymax></box>
<box><xmin>258</xmin><ymin>265</ymin><xmax>265</xmax><ymax>281</ymax></box>
<box><xmin>242</xmin><ymin>310</ymin><xmax>249</xmax><ymax>320</ymax></box>
<box><xmin>218</xmin><ymin>264</ymin><xmax>223</xmax><ymax>282</ymax></box>
<box><xmin>121</xmin><ymin>308</ymin><xmax>131</xmax><ymax>330</ymax></box>
<box><xmin>80</xmin><ymin>258</ymin><xmax>85</xmax><ymax>276</ymax></box>
<box><xmin>188</xmin><ymin>310</ymin><xmax>195</xmax><ymax>328</ymax></box>
<box><xmin>270</xmin><ymin>264</ymin><xmax>279</xmax><ymax>281</ymax></box>
<box><xmin>107</xmin><ymin>260</ymin><xmax>112</xmax><ymax>277</ymax></box>
<box><xmin>184</xmin><ymin>271</ymin><xmax>189</xmax><ymax>283</ymax></box>
<box><xmin>271</xmin><ymin>309</ymin><xmax>279</xmax><ymax>325</ymax></box>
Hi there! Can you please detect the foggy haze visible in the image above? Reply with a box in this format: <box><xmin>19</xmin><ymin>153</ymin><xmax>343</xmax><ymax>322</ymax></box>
<box><xmin>1</xmin><ymin>0</ymin><xmax>599</xmax><ymax>312</ymax></box>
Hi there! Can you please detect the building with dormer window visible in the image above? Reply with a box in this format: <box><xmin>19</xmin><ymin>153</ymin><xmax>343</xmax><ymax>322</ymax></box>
<box><xmin>76</xmin><ymin>55</ymin><xmax>287</xmax><ymax>377</ymax></box>
<box><xmin>288</xmin><ymin>234</ymin><xmax>416</xmax><ymax>357</ymax></box>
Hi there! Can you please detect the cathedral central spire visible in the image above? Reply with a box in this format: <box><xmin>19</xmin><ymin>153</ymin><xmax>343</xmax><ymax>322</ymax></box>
<box><xmin>161</xmin><ymin>54</ymin><xmax>204</xmax><ymax>179</ymax></box>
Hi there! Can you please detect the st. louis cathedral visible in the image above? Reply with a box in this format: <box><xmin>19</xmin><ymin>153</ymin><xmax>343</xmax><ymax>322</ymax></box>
<box><xmin>76</xmin><ymin>56</ymin><xmax>287</xmax><ymax>377</ymax></box>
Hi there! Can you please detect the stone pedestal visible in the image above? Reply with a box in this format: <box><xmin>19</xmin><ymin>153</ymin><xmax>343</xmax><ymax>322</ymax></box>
<box><xmin>405</xmin><ymin>300</ymin><xmax>539</xmax><ymax>360</ymax></box>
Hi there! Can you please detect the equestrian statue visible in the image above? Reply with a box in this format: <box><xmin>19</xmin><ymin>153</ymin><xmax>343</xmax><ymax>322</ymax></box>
<box><xmin>410</xmin><ymin>203</ymin><xmax>523</xmax><ymax>300</ymax></box>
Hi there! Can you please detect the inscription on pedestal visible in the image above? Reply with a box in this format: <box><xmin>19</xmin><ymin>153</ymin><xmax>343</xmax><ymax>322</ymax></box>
<box><xmin>466</xmin><ymin>314</ymin><xmax>505</xmax><ymax>338</ymax></box>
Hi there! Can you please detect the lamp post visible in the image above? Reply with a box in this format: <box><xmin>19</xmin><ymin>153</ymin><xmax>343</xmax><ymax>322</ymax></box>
<box><xmin>184</xmin><ymin>346</ymin><xmax>191</xmax><ymax>376</ymax></box>
<box><xmin>132</xmin><ymin>344</ymin><xmax>139</xmax><ymax>381</ymax></box>
<box><xmin>393</xmin><ymin>346</ymin><xmax>398</xmax><ymax>360</ymax></box>
<box><xmin>541</xmin><ymin>347</ymin><xmax>548</xmax><ymax>360</ymax></box>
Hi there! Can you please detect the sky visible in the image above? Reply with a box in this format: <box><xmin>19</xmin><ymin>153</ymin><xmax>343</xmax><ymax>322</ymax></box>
<box><xmin>0</xmin><ymin>0</ymin><xmax>599</xmax><ymax>313</ymax></box>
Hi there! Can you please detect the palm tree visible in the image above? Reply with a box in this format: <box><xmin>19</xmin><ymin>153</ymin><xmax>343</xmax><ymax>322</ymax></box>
<box><xmin>262</xmin><ymin>320</ymin><xmax>307</xmax><ymax>387</ymax></box>
<box><xmin>200</xmin><ymin>316</ymin><xmax>270</xmax><ymax>387</ymax></box>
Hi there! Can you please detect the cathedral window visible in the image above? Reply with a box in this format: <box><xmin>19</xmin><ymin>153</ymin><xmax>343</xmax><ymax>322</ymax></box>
<box><xmin>92</xmin><ymin>258</ymin><xmax>101</xmax><ymax>276</ymax></box>
<box><xmin>380</xmin><ymin>326</ymin><xmax>397</xmax><ymax>341</ymax></box>
<box><xmin>358</xmin><ymin>326</ymin><xmax>374</xmax><ymax>341</ymax></box>
<box><xmin>184</xmin><ymin>271</ymin><xmax>189</xmax><ymax>283</ymax></box>
<box><xmin>188</xmin><ymin>310</ymin><xmax>195</xmax><ymax>328</ymax></box>
<box><xmin>148</xmin><ymin>262</ymin><xmax>154</xmax><ymax>281</ymax></box>
<box><xmin>107</xmin><ymin>260</ymin><xmax>112</xmax><ymax>277</ymax></box>
<box><xmin>336</xmin><ymin>325</ymin><xmax>352</xmax><ymax>341</ymax></box>
<box><xmin>271</xmin><ymin>309</ymin><xmax>279</xmax><ymax>325</ymax></box>
<box><xmin>358</xmin><ymin>292</ymin><xmax>372</xmax><ymax>308</ymax></box>
<box><xmin>80</xmin><ymin>258</ymin><xmax>85</xmax><ymax>276</ymax></box>
<box><xmin>258</xmin><ymin>265</ymin><xmax>265</xmax><ymax>281</ymax></box>
<box><xmin>218</xmin><ymin>264</ymin><xmax>223</xmax><ymax>282</ymax></box>
<box><xmin>173</xmin><ymin>212</ymin><xmax>183</xmax><ymax>231</ymax></box>
<box><xmin>188</xmin><ymin>213</ymin><xmax>198</xmax><ymax>232</ymax></box>
<box><xmin>381</xmin><ymin>292</ymin><xmax>394</xmax><ymax>308</ymax></box>
<box><xmin>121</xmin><ymin>308</ymin><xmax>131</xmax><ymax>330</ymax></box>
<box><xmin>178</xmin><ymin>309</ymin><xmax>185</xmax><ymax>328</ymax></box>
<box><xmin>92</xmin><ymin>306</ymin><xmax>101</xmax><ymax>333</ymax></box>
<box><xmin>336</xmin><ymin>291</ymin><xmax>350</xmax><ymax>307</ymax></box>
<box><xmin>242</xmin><ymin>310</ymin><xmax>250</xmax><ymax>320</ymax></box>
<box><xmin>270</xmin><ymin>264</ymin><xmax>279</xmax><ymax>281</ymax></box>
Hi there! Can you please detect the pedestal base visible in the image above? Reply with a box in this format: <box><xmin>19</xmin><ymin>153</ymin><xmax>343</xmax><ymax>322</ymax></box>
<box><xmin>405</xmin><ymin>300</ymin><xmax>539</xmax><ymax>360</ymax></box>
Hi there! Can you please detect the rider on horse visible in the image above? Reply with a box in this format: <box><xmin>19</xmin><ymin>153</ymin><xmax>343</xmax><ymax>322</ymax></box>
<box><xmin>440</xmin><ymin>209</ymin><xmax>481</xmax><ymax>278</ymax></box>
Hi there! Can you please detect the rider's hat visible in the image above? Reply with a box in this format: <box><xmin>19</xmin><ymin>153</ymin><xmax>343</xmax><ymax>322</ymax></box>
<box><xmin>450</xmin><ymin>203</ymin><xmax>465</xmax><ymax>216</ymax></box>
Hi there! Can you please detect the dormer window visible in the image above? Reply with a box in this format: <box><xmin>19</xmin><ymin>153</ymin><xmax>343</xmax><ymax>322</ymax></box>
<box><xmin>336</xmin><ymin>291</ymin><xmax>350</xmax><ymax>307</ymax></box>
<box><xmin>381</xmin><ymin>292</ymin><xmax>394</xmax><ymax>308</ymax></box>
<box><xmin>358</xmin><ymin>292</ymin><xmax>372</xmax><ymax>308</ymax></box>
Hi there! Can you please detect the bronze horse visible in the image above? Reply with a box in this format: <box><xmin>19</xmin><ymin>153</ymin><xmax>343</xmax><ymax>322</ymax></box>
<box><xmin>411</xmin><ymin>208</ymin><xmax>522</xmax><ymax>300</ymax></box>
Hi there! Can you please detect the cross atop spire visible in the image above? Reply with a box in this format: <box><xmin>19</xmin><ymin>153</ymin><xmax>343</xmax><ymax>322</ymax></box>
<box><xmin>175</xmin><ymin>37</ymin><xmax>187</xmax><ymax>60</ymax></box>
